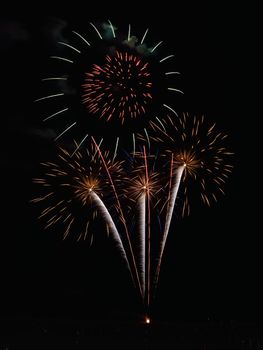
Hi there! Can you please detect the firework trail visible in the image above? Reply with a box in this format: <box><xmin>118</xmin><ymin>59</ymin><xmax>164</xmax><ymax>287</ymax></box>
<box><xmin>88</xmin><ymin>190</ymin><xmax>127</xmax><ymax>260</ymax></box>
<box><xmin>122</xmin><ymin>149</ymin><xmax>162</xmax><ymax>307</ymax></box>
<box><xmin>154</xmin><ymin>156</ymin><xmax>185</xmax><ymax>289</ymax></box>
<box><xmin>137</xmin><ymin>189</ymin><xmax>146</xmax><ymax>299</ymax></box>
<box><xmin>143</xmin><ymin>146</ymin><xmax>151</xmax><ymax>308</ymax></box>
<box><xmin>91</xmin><ymin>137</ymin><xmax>143</xmax><ymax>299</ymax></box>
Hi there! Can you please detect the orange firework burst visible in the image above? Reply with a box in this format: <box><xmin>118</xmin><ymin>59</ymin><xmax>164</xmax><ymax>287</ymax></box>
<box><xmin>150</xmin><ymin>112</ymin><xmax>234</xmax><ymax>217</ymax></box>
<box><xmin>31</xmin><ymin>141</ymin><xmax>123</xmax><ymax>242</ymax></box>
<box><xmin>173</xmin><ymin>149</ymin><xmax>201</xmax><ymax>178</ymax></box>
<box><xmin>123</xmin><ymin>152</ymin><xmax>161</xmax><ymax>204</ymax></box>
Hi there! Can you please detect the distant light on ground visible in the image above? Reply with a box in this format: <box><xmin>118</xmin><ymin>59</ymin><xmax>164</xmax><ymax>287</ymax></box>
<box><xmin>145</xmin><ymin>317</ymin><xmax>150</xmax><ymax>324</ymax></box>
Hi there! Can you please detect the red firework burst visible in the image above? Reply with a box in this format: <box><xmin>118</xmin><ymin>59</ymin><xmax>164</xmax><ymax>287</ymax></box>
<box><xmin>82</xmin><ymin>50</ymin><xmax>153</xmax><ymax>123</ymax></box>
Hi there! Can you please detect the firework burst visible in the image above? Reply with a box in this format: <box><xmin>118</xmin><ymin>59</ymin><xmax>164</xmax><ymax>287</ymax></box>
<box><xmin>148</xmin><ymin>112</ymin><xmax>234</xmax><ymax>290</ymax></box>
<box><xmin>31</xmin><ymin>141</ymin><xmax>124</xmax><ymax>243</ymax></box>
<box><xmin>152</xmin><ymin>112</ymin><xmax>234</xmax><ymax>215</ymax></box>
<box><xmin>34</xmin><ymin>20</ymin><xmax>183</xmax><ymax>154</ymax></box>
<box><xmin>82</xmin><ymin>50</ymin><xmax>153</xmax><ymax>123</ymax></box>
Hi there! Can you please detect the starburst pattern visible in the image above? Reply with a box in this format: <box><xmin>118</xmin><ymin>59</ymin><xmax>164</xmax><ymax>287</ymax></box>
<box><xmin>82</xmin><ymin>50</ymin><xmax>152</xmax><ymax>123</ymax></box>
<box><xmin>150</xmin><ymin>112</ymin><xmax>234</xmax><ymax>216</ymax></box>
<box><xmin>34</xmin><ymin>20</ymin><xmax>183</xmax><ymax>154</ymax></box>
<box><xmin>31</xmin><ymin>142</ymin><xmax>123</xmax><ymax>242</ymax></box>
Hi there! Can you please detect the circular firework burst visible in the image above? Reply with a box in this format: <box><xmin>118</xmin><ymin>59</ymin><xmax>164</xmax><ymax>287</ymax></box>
<box><xmin>31</xmin><ymin>141</ymin><xmax>123</xmax><ymax>243</ymax></box>
<box><xmin>34</xmin><ymin>20</ymin><xmax>183</xmax><ymax>154</ymax></box>
<box><xmin>123</xmin><ymin>151</ymin><xmax>161</xmax><ymax>206</ymax></box>
<box><xmin>82</xmin><ymin>50</ymin><xmax>153</xmax><ymax>123</ymax></box>
<box><xmin>149</xmin><ymin>112</ymin><xmax>234</xmax><ymax>217</ymax></box>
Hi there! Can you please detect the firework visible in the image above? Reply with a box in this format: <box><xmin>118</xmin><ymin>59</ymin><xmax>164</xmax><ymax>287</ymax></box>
<box><xmin>31</xmin><ymin>139</ymin><xmax>146</xmax><ymax>299</ymax></box>
<box><xmin>149</xmin><ymin>112</ymin><xmax>234</xmax><ymax>290</ymax></box>
<box><xmin>31</xmin><ymin>112</ymin><xmax>233</xmax><ymax>313</ymax></box>
<box><xmin>82</xmin><ymin>50</ymin><xmax>153</xmax><ymax>123</ymax></box>
<box><xmin>122</xmin><ymin>148</ymin><xmax>162</xmax><ymax>306</ymax></box>
<box><xmin>31</xmin><ymin>141</ymin><xmax>130</xmax><ymax>262</ymax></box>
<box><xmin>31</xmin><ymin>19</ymin><xmax>234</xmax><ymax>318</ymax></box>
<box><xmin>34</xmin><ymin>20</ymin><xmax>183</xmax><ymax>154</ymax></box>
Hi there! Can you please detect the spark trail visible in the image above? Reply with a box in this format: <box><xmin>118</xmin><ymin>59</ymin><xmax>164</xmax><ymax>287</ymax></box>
<box><xmin>89</xmin><ymin>190</ymin><xmax>130</xmax><ymax>266</ymax></box>
<box><xmin>91</xmin><ymin>137</ymin><xmax>143</xmax><ymax>300</ymax></box>
<box><xmin>154</xmin><ymin>157</ymin><xmax>186</xmax><ymax>289</ymax></box>
<box><xmin>137</xmin><ymin>192</ymin><xmax>146</xmax><ymax>299</ymax></box>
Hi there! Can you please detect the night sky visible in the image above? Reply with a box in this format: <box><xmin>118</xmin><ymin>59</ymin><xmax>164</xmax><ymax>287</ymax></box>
<box><xmin>0</xmin><ymin>3</ymin><xmax>255</xmax><ymax>324</ymax></box>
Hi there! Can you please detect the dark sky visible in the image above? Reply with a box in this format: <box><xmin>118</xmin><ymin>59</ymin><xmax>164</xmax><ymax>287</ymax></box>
<box><xmin>0</xmin><ymin>3</ymin><xmax>255</xmax><ymax>322</ymax></box>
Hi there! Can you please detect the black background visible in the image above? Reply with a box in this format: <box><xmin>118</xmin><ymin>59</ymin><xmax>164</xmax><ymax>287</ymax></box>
<box><xmin>0</xmin><ymin>2</ymin><xmax>256</xmax><ymax>325</ymax></box>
